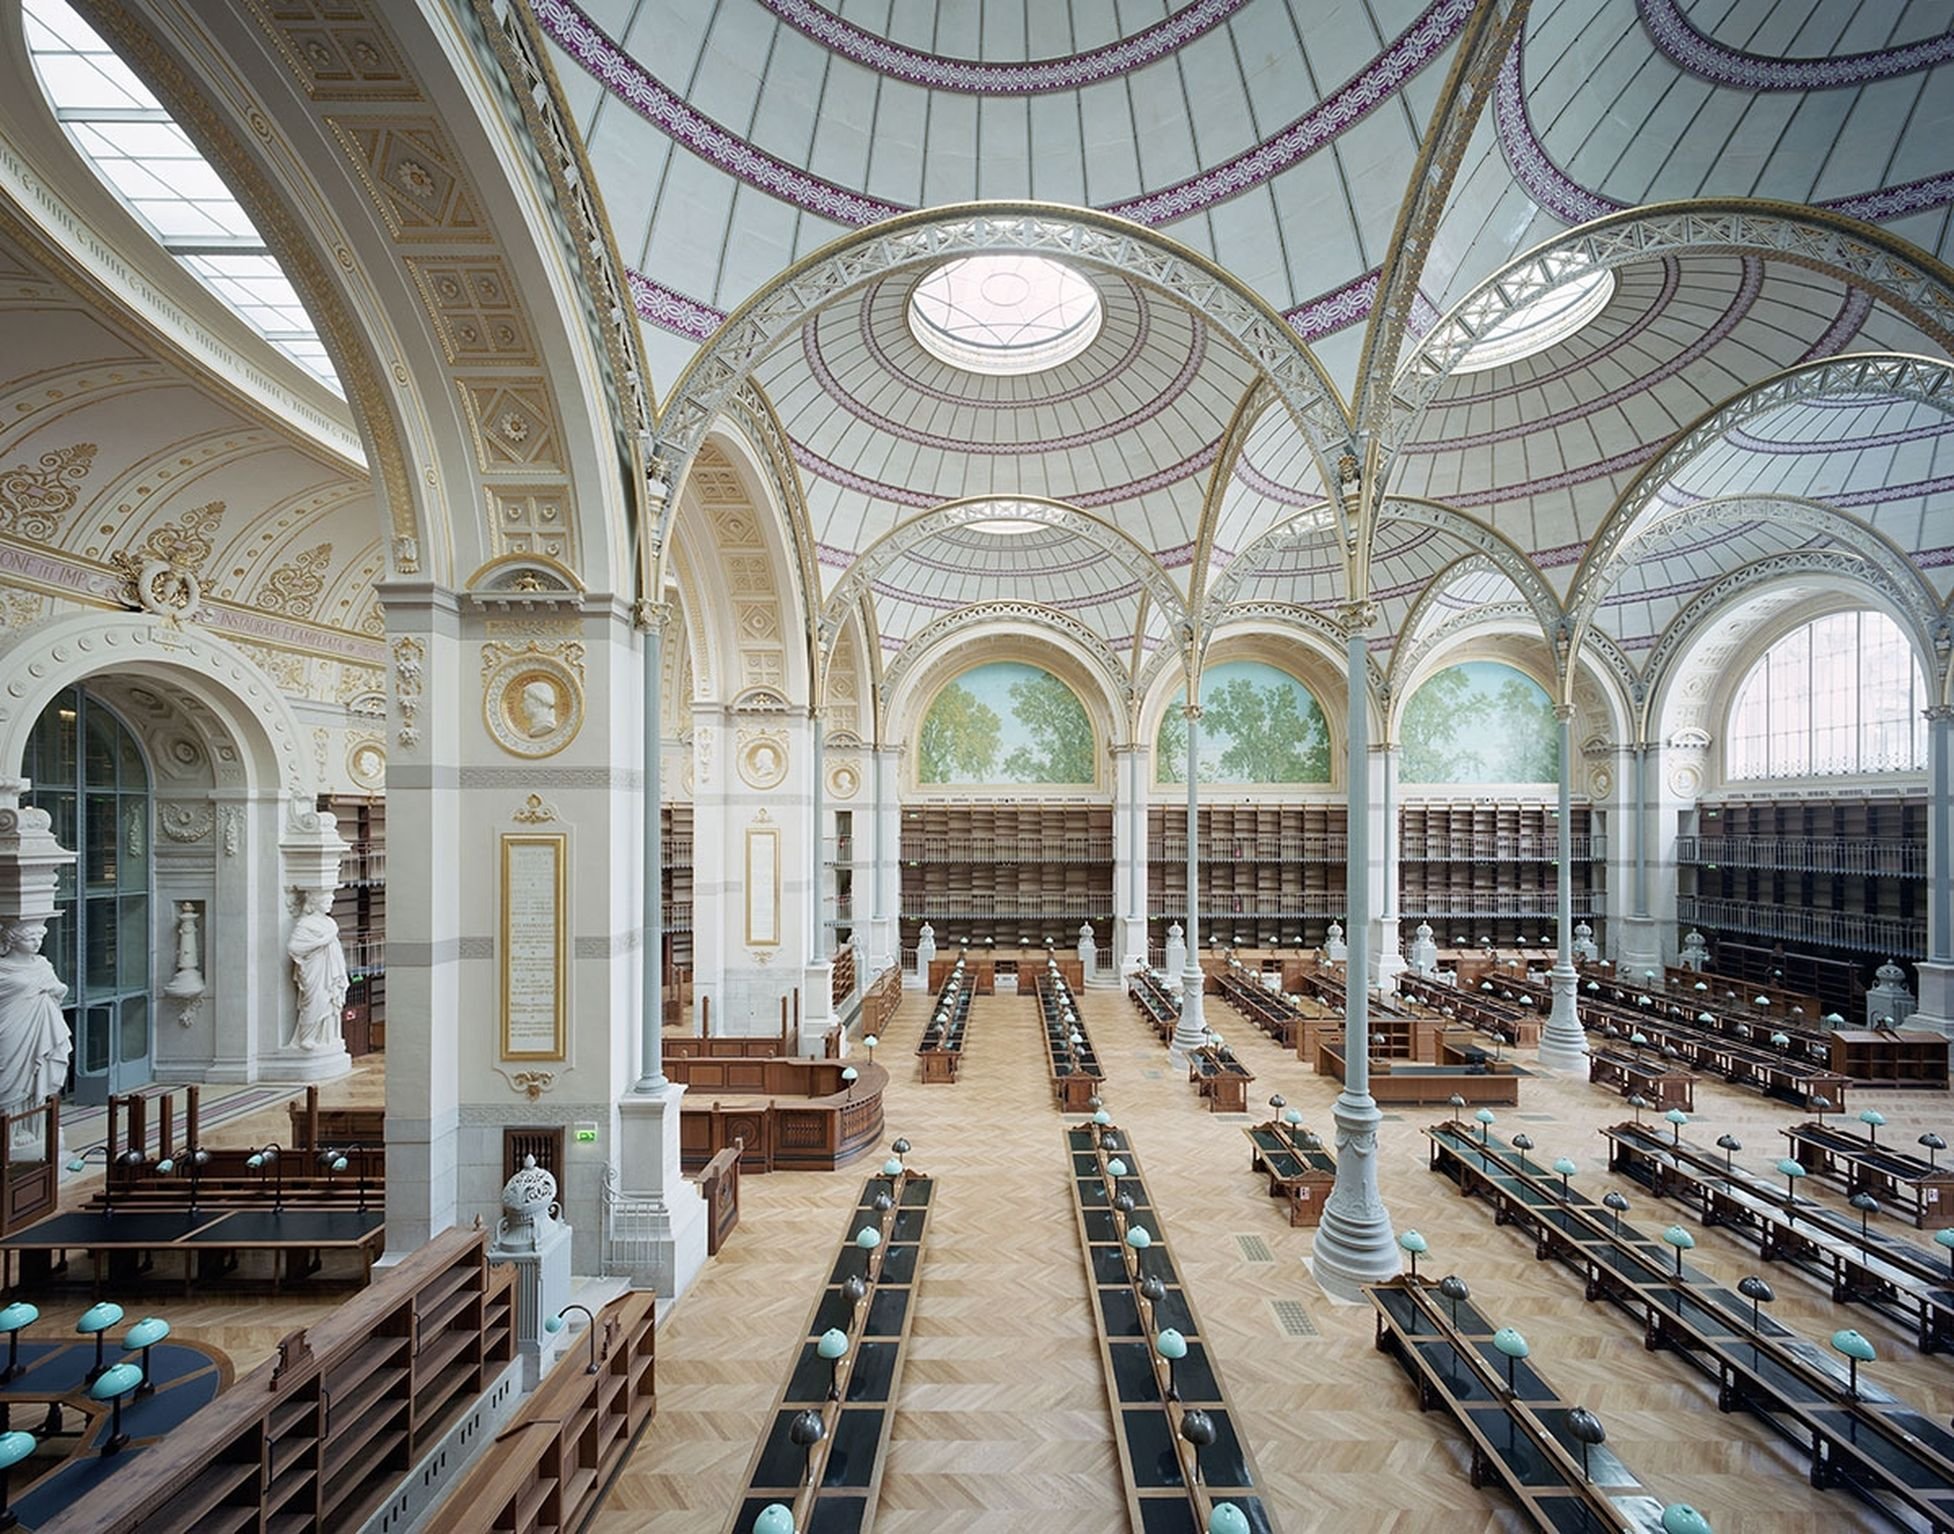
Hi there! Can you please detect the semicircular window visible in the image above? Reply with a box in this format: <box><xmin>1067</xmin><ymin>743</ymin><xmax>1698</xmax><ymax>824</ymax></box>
<box><xmin>1453</xmin><ymin>268</ymin><xmax>1615</xmax><ymax>375</ymax></box>
<box><xmin>1402</xmin><ymin>662</ymin><xmax>1559</xmax><ymax>783</ymax></box>
<box><xmin>909</xmin><ymin>255</ymin><xmax>1103</xmax><ymax>376</ymax></box>
<box><xmin>23</xmin><ymin>0</ymin><xmax>341</xmax><ymax>393</ymax></box>
<box><xmin>1727</xmin><ymin>610</ymin><xmax>1927</xmax><ymax>779</ymax></box>
<box><xmin>1157</xmin><ymin>662</ymin><xmax>1331</xmax><ymax>784</ymax></box>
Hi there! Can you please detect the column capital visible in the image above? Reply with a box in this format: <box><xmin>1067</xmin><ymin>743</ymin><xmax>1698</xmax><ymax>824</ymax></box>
<box><xmin>1925</xmin><ymin>704</ymin><xmax>1954</xmax><ymax>723</ymax></box>
<box><xmin>1110</xmin><ymin>741</ymin><xmax>1151</xmax><ymax>757</ymax></box>
<box><xmin>1338</xmin><ymin>600</ymin><xmax>1378</xmax><ymax>636</ymax></box>
<box><xmin>1181</xmin><ymin>703</ymin><xmax>1203</xmax><ymax>722</ymax></box>
<box><xmin>1554</xmin><ymin>702</ymin><xmax>1576</xmax><ymax>723</ymax></box>
<box><xmin>633</xmin><ymin>598</ymin><xmax>674</xmax><ymax>634</ymax></box>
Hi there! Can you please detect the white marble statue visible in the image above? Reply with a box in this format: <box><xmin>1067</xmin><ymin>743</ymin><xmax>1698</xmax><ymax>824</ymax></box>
<box><xmin>0</xmin><ymin>921</ymin><xmax>71</xmax><ymax>1156</ymax></box>
<box><xmin>287</xmin><ymin>889</ymin><xmax>349</xmax><ymax>1051</ymax></box>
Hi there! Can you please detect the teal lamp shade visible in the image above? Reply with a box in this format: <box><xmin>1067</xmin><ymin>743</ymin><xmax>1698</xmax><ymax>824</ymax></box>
<box><xmin>1106</xmin><ymin>1159</ymin><xmax>1129</xmax><ymax>1178</ymax></box>
<box><xmin>1154</xmin><ymin>1328</ymin><xmax>1187</xmax><ymax>1361</ymax></box>
<box><xmin>1208</xmin><ymin>1503</ymin><xmax>1251</xmax><ymax>1534</ymax></box>
<box><xmin>122</xmin><ymin>1316</ymin><xmax>169</xmax><ymax>1351</ymax></box>
<box><xmin>1093</xmin><ymin>1109</ymin><xmax>1112</xmax><ymax>1125</ymax></box>
<box><xmin>1831</xmin><ymin>1328</ymin><xmax>1875</xmax><ymax>1362</ymax></box>
<box><xmin>1665</xmin><ymin>1109</ymin><xmax>1689</xmax><ymax>1127</ymax></box>
<box><xmin>753</xmin><ymin>1504</ymin><xmax>796</xmax><ymax>1534</ymax></box>
<box><xmin>1660</xmin><ymin>1505</ymin><xmax>1712</xmax><ymax>1534</ymax></box>
<box><xmin>1586</xmin><ymin>980</ymin><xmax>1600</xmax><ymax>992</ymax></box>
<box><xmin>855</xmin><ymin>1226</ymin><xmax>881</xmax><ymax>1250</ymax></box>
<box><xmin>1936</xmin><ymin>1229</ymin><xmax>1954</xmax><ymax>1252</ymax></box>
<box><xmin>1860</xmin><ymin>1109</ymin><xmax>1887</xmax><ymax>1129</ymax></box>
<box><xmin>1491</xmin><ymin>1327</ymin><xmax>1529</xmax><ymax>1360</ymax></box>
<box><xmin>1284</xmin><ymin>1107</ymin><xmax>1302</xmax><ymax>1127</ymax></box>
<box><xmin>1661</xmin><ymin>1225</ymin><xmax>1696</xmax><ymax>1252</ymax></box>
<box><xmin>64</xmin><ymin>1156</ymin><xmax>84</xmax><ymax>1173</ymax></box>
<box><xmin>153</xmin><ymin>1158</ymin><xmax>174</xmax><ymax>1174</ymax></box>
<box><xmin>1474</xmin><ymin>1109</ymin><xmax>1495</xmax><ymax>1126</ymax></box>
<box><xmin>816</xmin><ymin>1328</ymin><xmax>849</xmax><ymax>1361</ymax></box>
<box><xmin>1753</xmin><ymin>995</ymin><xmax>1770</xmax><ymax>1007</ymax></box>
<box><xmin>1553</xmin><ymin>1158</ymin><xmax>1579</xmax><ymax>1179</ymax></box>
<box><xmin>329</xmin><ymin>1157</ymin><xmax>348</xmax><ymax>1173</ymax></box>
<box><xmin>1629</xmin><ymin>1033</ymin><xmax>1648</xmax><ymax>1047</ymax></box>
<box><xmin>1125</xmin><ymin>1226</ymin><xmax>1152</xmax><ymax>1250</ymax></box>
<box><xmin>0</xmin><ymin>1430</ymin><xmax>32</xmax><ymax>1472</ymax></box>
<box><xmin>1692</xmin><ymin>981</ymin><xmax>1708</xmax><ymax>992</ymax></box>
<box><xmin>1777</xmin><ymin>1158</ymin><xmax>1806</xmax><ymax>1180</ymax></box>
<box><xmin>76</xmin><ymin>1302</ymin><xmax>123</xmax><ymax>1336</ymax></box>
<box><xmin>1698</xmin><ymin>1012</ymin><xmax>1715</xmax><ymax>1023</ymax></box>
<box><xmin>1770</xmin><ymin>1032</ymin><xmax>1790</xmax><ymax>1048</ymax></box>
<box><xmin>841</xmin><ymin>1067</ymin><xmax>858</xmax><ymax>1082</ymax></box>
<box><xmin>863</xmin><ymin>1034</ymin><xmax>879</xmax><ymax>1049</ymax></box>
<box><xmin>882</xmin><ymin>1158</ymin><xmax>903</xmax><ymax>1177</ymax></box>
<box><xmin>86</xmin><ymin>1361</ymin><xmax>143</xmax><ymax>1401</ymax></box>
<box><xmin>543</xmin><ymin>1313</ymin><xmax>568</xmax><ymax>1335</ymax></box>
<box><xmin>1398</xmin><ymin>1230</ymin><xmax>1427</xmax><ymax>1256</ymax></box>
<box><xmin>1823</xmin><ymin>1012</ymin><xmax>1845</xmax><ymax>1027</ymax></box>
<box><xmin>0</xmin><ymin>1303</ymin><xmax>37</xmax><ymax>1334</ymax></box>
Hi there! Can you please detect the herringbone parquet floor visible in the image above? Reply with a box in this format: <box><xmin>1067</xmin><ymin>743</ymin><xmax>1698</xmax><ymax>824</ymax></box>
<box><xmin>599</xmin><ymin>987</ymin><xmax>1954</xmax><ymax>1534</ymax></box>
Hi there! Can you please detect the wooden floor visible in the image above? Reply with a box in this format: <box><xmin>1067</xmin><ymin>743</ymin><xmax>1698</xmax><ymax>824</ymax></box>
<box><xmin>601</xmin><ymin>988</ymin><xmax>1954</xmax><ymax>1534</ymax></box>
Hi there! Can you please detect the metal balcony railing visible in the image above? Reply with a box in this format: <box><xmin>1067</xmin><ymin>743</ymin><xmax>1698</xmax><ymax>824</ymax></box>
<box><xmin>661</xmin><ymin>837</ymin><xmax>692</xmax><ymax>870</ymax></box>
<box><xmin>339</xmin><ymin>842</ymin><xmax>386</xmax><ymax>884</ymax></box>
<box><xmin>1675</xmin><ymin>895</ymin><xmax>1925</xmax><ymax>959</ymax></box>
<box><xmin>1398</xmin><ymin>891</ymin><xmax>1605</xmax><ymax>919</ymax></box>
<box><xmin>900</xmin><ymin>836</ymin><xmax>1113</xmax><ymax>864</ymax></box>
<box><xmin>1152</xmin><ymin>835</ymin><xmax>1348</xmax><ymax>863</ymax></box>
<box><xmin>1675</xmin><ymin>836</ymin><xmax>1924</xmax><ymax>878</ymax></box>
<box><xmin>1396</xmin><ymin>835</ymin><xmax>1604</xmax><ymax>863</ymax></box>
<box><xmin>898</xmin><ymin>897</ymin><xmax>1114</xmax><ymax>924</ymax></box>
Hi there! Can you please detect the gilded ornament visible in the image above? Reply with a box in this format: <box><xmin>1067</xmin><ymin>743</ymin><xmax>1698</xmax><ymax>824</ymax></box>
<box><xmin>480</xmin><ymin>640</ymin><xmax>585</xmax><ymax>759</ymax></box>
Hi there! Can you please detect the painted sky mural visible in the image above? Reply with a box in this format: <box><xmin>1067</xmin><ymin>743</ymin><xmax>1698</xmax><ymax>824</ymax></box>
<box><xmin>1401</xmin><ymin>661</ymin><xmax>1559</xmax><ymax>783</ymax></box>
<box><xmin>918</xmin><ymin>661</ymin><xmax>1095</xmax><ymax>784</ymax></box>
<box><xmin>1158</xmin><ymin>660</ymin><xmax>1331</xmax><ymax>783</ymax></box>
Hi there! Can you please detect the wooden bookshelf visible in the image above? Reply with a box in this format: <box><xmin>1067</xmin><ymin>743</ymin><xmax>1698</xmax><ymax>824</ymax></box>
<box><xmin>39</xmin><ymin>1227</ymin><xmax>515</xmax><ymax>1534</ymax></box>
<box><xmin>663</xmin><ymin>803</ymin><xmax>693</xmax><ymax>1026</ymax></box>
<box><xmin>1147</xmin><ymin>804</ymin><xmax>1347</xmax><ymax>958</ymax></box>
<box><xmin>1397</xmin><ymin>800</ymin><xmax>1602</xmax><ymax>952</ymax></box>
<box><xmin>317</xmin><ymin>793</ymin><xmax>385</xmax><ymax>1056</ymax></box>
<box><xmin>1676</xmin><ymin>795</ymin><xmax>1928</xmax><ymax>1016</ymax></box>
<box><xmin>900</xmin><ymin>805</ymin><xmax>1114</xmax><ymax>961</ymax></box>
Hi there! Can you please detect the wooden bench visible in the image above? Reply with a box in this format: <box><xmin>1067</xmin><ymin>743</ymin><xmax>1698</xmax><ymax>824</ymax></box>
<box><xmin>1243</xmin><ymin>1120</ymin><xmax>1334</xmax><ymax>1226</ymax></box>
<box><xmin>1605</xmin><ymin>1119</ymin><xmax>1954</xmax><ymax>1353</ymax></box>
<box><xmin>1368</xmin><ymin>1275</ymin><xmax>1669</xmax><ymax>1528</ymax></box>
<box><xmin>1066</xmin><ymin>1119</ymin><xmax>1277</xmax><ymax>1532</ymax></box>
<box><xmin>725</xmin><ymin>1164</ymin><xmax>934</xmax><ymax>1534</ymax></box>
<box><xmin>1428</xmin><ymin>1121</ymin><xmax>1954</xmax><ymax>1530</ymax></box>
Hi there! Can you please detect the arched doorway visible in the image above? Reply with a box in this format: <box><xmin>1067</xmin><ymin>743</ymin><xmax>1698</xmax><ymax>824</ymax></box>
<box><xmin>22</xmin><ymin>687</ymin><xmax>152</xmax><ymax>1102</ymax></box>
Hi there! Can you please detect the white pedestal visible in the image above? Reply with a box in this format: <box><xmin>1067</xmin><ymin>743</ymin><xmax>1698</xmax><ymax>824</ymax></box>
<box><xmin>258</xmin><ymin>1044</ymin><xmax>353</xmax><ymax>1084</ymax></box>
<box><xmin>1911</xmin><ymin>960</ymin><xmax>1954</xmax><ymax>1042</ymax></box>
<box><xmin>490</xmin><ymin>1212</ymin><xmax>574</xmax><ymax>1389</ymax></box>
<box><xmin>616</xmin><ymin>1085</ymin><xmax>709</xmax><ymax>1303</ymax></box>
<box><xmin>800</xmin><ymin>962</ymin><xmax>837</xmax><ymax>1056</ymax></box>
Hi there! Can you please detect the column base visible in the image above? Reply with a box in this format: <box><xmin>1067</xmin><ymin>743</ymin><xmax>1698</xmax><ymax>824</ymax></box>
<box><xmin>1910</xmin><ymin>960</ymin><xmax>1954</xmax><ymax>1043</ymax></box>
<box><xmin>1616</xmin><ymin>916</ymin><xmax>1663</xmax><ymax>979</ymax></box>
<box><xmin>616</xmin><ymin>1085</ymin><xmax>709</xmax><ymax>1304</ymax></box>
<box><xmin>1310</xmin><ymin>1093</ymin><xmax>1400</xmax><ymax>1302</ymax></box>
<box><xmin>1537</xmin><ymin>963</ymin><xmax>1588</xmax><ymax>1071</ymax></box>
<box><xmin>260</xmin><ymin>1044</ymin><xmax>354</xmax><ymax>1084</ymax></box>
<box><xmin>799</xmin><ymin>962</ymin><xmax>837</xmax><ymax>1056</ymax></box>
<box><xmin>1369</xmin><ymin>919</ymin><xmax>1405</xmax><ymax>999</ymax></box>
<box><xmin>1168</xmin><ymin>968</ymin><xmax>1208</xmax><ymax>1063</ymax></box>
<box><xmin>1114</xmin><ymin>916</ymin><xmax>1148</xmax><ymax>976</ymax></box>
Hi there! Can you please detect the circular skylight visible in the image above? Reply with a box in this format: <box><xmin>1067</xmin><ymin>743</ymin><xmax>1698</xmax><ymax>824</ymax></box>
<box><xmin>909</xmin><ymin>255</ymin><xmax>1103</xmax><ymax>375</ymax></box>
<box><xmin>1453</xmin><ymin>268</ymin><xmax>1617</xmax><ymax>374</ymax></box>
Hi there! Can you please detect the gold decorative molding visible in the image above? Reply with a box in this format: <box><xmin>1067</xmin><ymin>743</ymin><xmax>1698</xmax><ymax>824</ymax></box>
<box><xmin>480</xmin><ymin>639</ymin><xmax>586</xmax><ymax>759</ymax></box>
<box><xmin>258</xmin><ymin>541</ymin><xmax>334</xmax><ymax>618</ymax></box>
<box><xmin>0</xmin><ymin>443</ymin><xmax>96</xmax><ymax>541</ymax></box>
<box><xmin>510</xmin><ymin>792</ymin><xmax>560</xmax><ymax>823</ymax></box>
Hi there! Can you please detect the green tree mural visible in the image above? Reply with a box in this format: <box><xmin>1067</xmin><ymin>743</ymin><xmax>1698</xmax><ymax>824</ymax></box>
<box><xmin>1001</xmin><ymin>669</ymin><xmax>1096</xmax><ymax>782</ymax></box>
<box><xmin>918</xmin><ymin>681</ymin><xmax>1000</xmax><ymax>782</ymax></box>
<box><xmin>1402</xmin><ymin>662</ymin><xmax>1558</xmax><ymax>783</ymax></box>
<box><xmin>1157</xmin><ymin>661</ymin><xmax>1329</xmax><ymax>783</ymax></box>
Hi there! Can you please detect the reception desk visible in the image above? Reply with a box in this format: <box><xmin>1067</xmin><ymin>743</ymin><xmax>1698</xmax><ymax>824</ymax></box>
<box><xmin>671</xmin><ymin>1052</ymin><xmax>887</xmax><ymax>1173</ymax></box>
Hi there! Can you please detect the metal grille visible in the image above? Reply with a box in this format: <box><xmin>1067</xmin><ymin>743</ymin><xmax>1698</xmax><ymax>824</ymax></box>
<box><xmin>1270</xmin><ymin>1299</ymin><xmax>1319</xmax><ymax>1337</ymax></box>
<box><xmin>1236</xmin><ymin>1234</ymin><xmax>1274</xmax><ymax>1264</ymax></box>
<box><xmin>600</xmin><ymin>1163</ymin><xmax>669</xmax><ymax>1288</ymax></box>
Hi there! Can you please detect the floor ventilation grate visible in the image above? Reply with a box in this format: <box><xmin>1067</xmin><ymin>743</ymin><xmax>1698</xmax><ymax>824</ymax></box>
<box><xmin>1236</xmin><ymin>1234</ymin><xmax>1274</xmax><ymax>1264</ymax></box>
<box><xmin>1517</xmin><ymin>1113</ymin><xmax>1557</xmax><ymax>1122</ymax></box>
<box><xmin>1270</xmin><ymin>1299</ymin><xmax>1319</xmax><ymax>1337</ymax></box>
<box><xmin>1143</xmin><ymin>1068</ymin><xmax>1164</xmax><ymax>1080</ymax></box>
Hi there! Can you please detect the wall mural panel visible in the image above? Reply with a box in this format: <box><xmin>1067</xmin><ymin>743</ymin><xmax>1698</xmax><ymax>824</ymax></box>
<box><xmin>918</xmin><ymin>661</ymin><xmax>1095</xmax><ymax>785</ymax></box>
<box><xmin>1158</xmin><ymin>661</ymin><xmax>1330</xmax><ymax>784</ymax></box>
<box><xmin>1402</xmin><ymin>660</ymin><xmax>1558</xmax><ymax>783</ymax></box>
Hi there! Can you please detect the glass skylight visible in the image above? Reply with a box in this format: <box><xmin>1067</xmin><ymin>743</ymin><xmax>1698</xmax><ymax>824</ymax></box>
<box><xmin>909</xmin><ymin>255</ymin><xmax>1103</xmax><ymax>375</ymax></box>
<box><xmin>22</xmin><ymin>0</ymin><xmax>342</xmax><ymax>394</ymax></box>
<box><xmin>1453</xmin><ymin>268</ymin><xmax>1616</xmax><ymax>375</ymax></box>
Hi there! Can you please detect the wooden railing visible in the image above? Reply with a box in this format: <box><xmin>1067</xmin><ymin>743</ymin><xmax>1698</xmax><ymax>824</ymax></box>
<box><xmin>863</xmin><ymin>964</ymin><xmax>901</xmax><ymax>1037</ymax></box>
<box><xmin>830</xmin><ymin>944</ymin><xmax>856</xmax><ymax>1008</ymax></box>
<box><xmin>700</xmin><ymin>1141</ymin><xmax>742</xmax><ymax>1256</ymax></box>
<box><xmin>425</xmin><ymin>1291</ymin><xmax>656</xmax><ymax>1534</ymax></box>
<box><xmin>39</xmin><ymin>1227</ymin><xmax>515</xmax><ymax>1534</ymax></box>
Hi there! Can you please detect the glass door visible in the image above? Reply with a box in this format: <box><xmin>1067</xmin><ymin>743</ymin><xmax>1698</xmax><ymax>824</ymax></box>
<box><xmin>24</xmin><ymin>688</ymin><xmax>152</xmax><ymax>1103</ymax></box>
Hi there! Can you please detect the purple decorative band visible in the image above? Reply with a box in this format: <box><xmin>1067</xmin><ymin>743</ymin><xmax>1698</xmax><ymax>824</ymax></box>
<box><xmin>1404</xmin><ymin>258</ymin><xmax>1762</xmax><ymax>454</ymax></box>
<box><xmin>1498</xmin><ymin>36</ymin><xmax>1954</xmax><ymax>227</ymax></box>
<box><xmin>1277</xmin><ymin>267</ymin><xmax>1437</xmax><ymax>344</ymax></box>
<box><xmin>791</xmin><ymin>436</ymin><xmax>1221</xmax><ymax>507</ymax></box>
<box><xmin>874</xmin><ymin>577</ymin><xmax>1142</xmax><ymax>613</ymax></box>
<box><xmin>1445</xmin><ymin>441</ymin><xmax>1665</xmax><ymax>508</ymax></box>
<box><xmin>542</xmin><ymin>0</ymin><xmax>1464</xmax><ymax>232</ymax></box>
<box><xmin>755</xmin><ymin>0</ymin><xmax>1252</xmax><ymax>94</ymax></box>
<box><xmin>1831</xmin><ymin>472</ymin><xmax>1954</xmax><ymax>508</ymax></box>
<box><xmin>1531</xmin><ymin>543</ymin><xmax>1586</xmax><ymax>568</ymax></box>
<box><xmin>1107</xmin><ymin>0</ymin><xmax>1474</xmax><ymax>225</ymax></box>
<box><xmin>1639</xmin><ymin>0</ymin><xmax>1954</xmax><ymax>90</ymax></box>
<box><xmin>1722</xmin><ymin>415</ymin><xmax>1954</xmax><ymax>456</ymax></box>
<box><xmin>1915</xmin><ymin>544</ymin><xmax>1954</xmax><ymax>568</ymax></box>
<box><xmin>1796</xmin><ymin>288</ymin><xmax>1873</xmax><ymax>364</ymax></box>
<box><xmin>1232</xmin><ymin>452</ymin><xmax>1327</xmax><ymax>510</ymax></box>
<box><xmin>627</xmin><ymin>270</ymin><xmax>726</xmax><ymax>342</ymax></box>
<box><xmin>853</xmin><ymin>277</ymin><xmax>1154</xmax><ymax>408</ymax></box>
<box><xmin>535</xmin><ymin>0</ymin><xmax>904</xmax><ymax>227</ymax></box>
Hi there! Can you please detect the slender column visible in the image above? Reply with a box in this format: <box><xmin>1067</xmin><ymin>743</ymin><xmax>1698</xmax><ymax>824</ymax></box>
<box><xmin>1539</xmin><ymin>705</ymin><xmax>1586</xmax><ymax>1067</ymax></box>
<box><xmin>1369</xmin><ymin>741</ymin><xmax>1404</xmax><ymax>994</ymax></box>
<box><xmin>1632</xmin><ymin>743</ymin><xmax>1649</xmax><ymax>919</ymax></box>
<box><xmin>1170</xmin><ymin>704</ymin><xmax>1209</xmax><ymax>1055</ymax></box>
<box><xmin>1312</xmin><ymin>612</ymin><xmax>1399</xmax><ymax>1299</ymax></box>
<box><xmin>635</xmin><ymin>602</ymin><xmax>667</xmax><ymax>1091</ymax></box>
<box><xmin>1915</xmin><ymin>706</ymin><xmax>1954</xmax><ymax>1039</ymax></box>
<box><xmin>811</xmin><ymin>713</ymin><xmax>825</xmax><ymax>956</ymax></box>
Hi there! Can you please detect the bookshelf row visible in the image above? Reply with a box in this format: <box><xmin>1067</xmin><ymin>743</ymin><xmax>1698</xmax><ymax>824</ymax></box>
<box><xmin>319</xmin><ymin>793</ymin><xmax>385</xmax><ymax>1056</ymax></box>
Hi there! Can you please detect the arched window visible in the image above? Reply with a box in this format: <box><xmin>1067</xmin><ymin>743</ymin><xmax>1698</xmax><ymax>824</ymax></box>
<box><xmin>1726</xmin><ymin>610</ymin><xmax>1927</xmax><ymax>779</ymax></box>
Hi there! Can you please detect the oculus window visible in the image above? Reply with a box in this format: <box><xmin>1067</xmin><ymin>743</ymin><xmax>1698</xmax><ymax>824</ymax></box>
<box><xmin>1454</xmin><ymin>268</ymin><xmax>1615</xmax><ymax>375</ymax></box>
<box><xmin>909</xmin><ymin>256</ymin><xmax>1103</xmax><ymax>375</ymax></box>
<box><xmin>1727</xmin><ymin>610</ymin><xmax>1927</xmax><ymax>779</ymax></box>
<box><xmin>23</xmin><ymin>0</ymin><xmax>341</xmax><ymax>393</ymax></box>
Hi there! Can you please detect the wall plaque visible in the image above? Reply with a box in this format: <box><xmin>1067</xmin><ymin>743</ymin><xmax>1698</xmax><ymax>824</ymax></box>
<box><xmin>745</xmin><ymin>825</ymin><xmax>780</xmax><ymax>947</ymax></box>
<box><xmin>501</xmin><ymin>832</ymin><xmax>566</xmax><ymax>1060</ymax></box>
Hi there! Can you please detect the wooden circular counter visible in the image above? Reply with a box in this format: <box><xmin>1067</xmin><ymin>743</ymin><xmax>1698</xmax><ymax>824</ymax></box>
<box><xmin>669</xmin><ymin>1050</ymin><xmax>888</xmax><ymax>1174</ymax></box>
